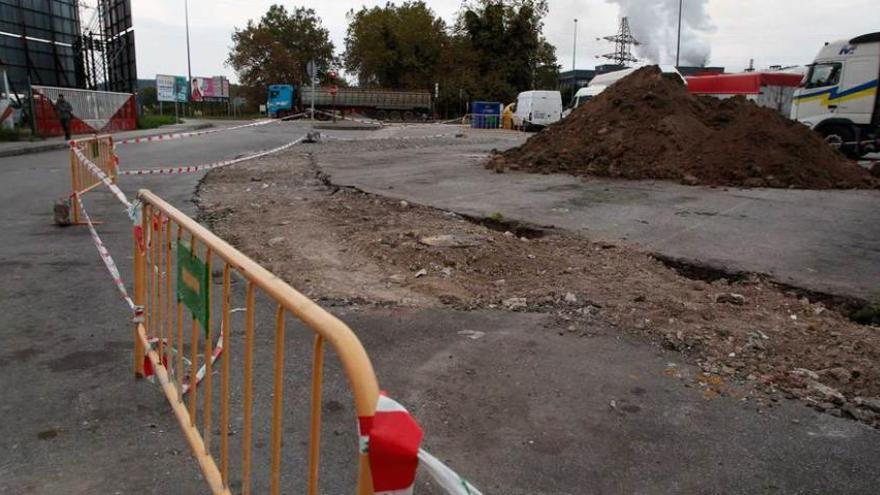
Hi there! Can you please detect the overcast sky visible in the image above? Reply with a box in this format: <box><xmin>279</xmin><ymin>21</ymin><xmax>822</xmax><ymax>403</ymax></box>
<box><xmin>131</xmin><ymin>0</ymin><xmax>879</xmax><ymax>83</ymax></box>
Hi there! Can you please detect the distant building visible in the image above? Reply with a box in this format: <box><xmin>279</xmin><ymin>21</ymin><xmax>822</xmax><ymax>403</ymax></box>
<box><xmin>677</xmin><ymin>66</ymin><xmax>725</xmax><ymax>77</ymax></box>
<box><xmin>558</xmin><ymin>69</ymin><xmax>596</xmax><ymax>97</ymax></box>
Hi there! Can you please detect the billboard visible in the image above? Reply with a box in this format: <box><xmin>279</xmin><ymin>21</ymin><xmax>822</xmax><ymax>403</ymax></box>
<box><xmin>156</xmin><ymin>75</ymin><xmax>175</xmax><ymax>102</ymax></box>
<box><xmin>156</xmin><ymin>75</ymin><xmax>189</xmax><ymax>102</ymax></box>
<box><xmin>191</xmin><ymin>76</ymin><xmax>229</xmax><ymax>102</ymax></box>
<box><xmin>174</xmin><ymin>76</ymin><xmax>188</xmax><ymax>102</ymax></box>
<box><xmin>100</xmin><ymin>0</ymin><xmax>137</xmax><ymax>93</ymax></box>
<box><xmin>0</xmin><ymin>0</ymin><xmax>81</xmax><ymax>91</ymax></box>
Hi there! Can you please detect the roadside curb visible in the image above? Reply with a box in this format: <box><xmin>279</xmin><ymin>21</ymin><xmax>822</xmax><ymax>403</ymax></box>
<box><xmin>313</xmin><ymin>123</ymin><xmax>382</xmax><ymax>131</ymax></box>
<box><xmin>0</xmin><ymin>123</ymin><xmax>214</xmax><ymax>158</ymax></box>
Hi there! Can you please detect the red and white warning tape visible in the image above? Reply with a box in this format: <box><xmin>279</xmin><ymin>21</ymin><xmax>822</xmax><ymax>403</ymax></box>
<box><xmin>114</xmin><ymin>118</ymin><xmax>278</xmax><ymax>146</ymax></box>
<box><xmin>72</xmin><ymin>146</ymin><xmax>132</xmax><ymax>209</ymax></box>
<box><xmin>144</xmin><ymin>324</ymin><xmax>225</xmax><ymax>395</ymax></box>
<box><xmin>78</xmin><ymin>199</ymin><xmax>135</xmax><ymax>311</ymax></box>
<box><xmin>312</xmin><ymin>109</ymin><xmax>384</xmax><ymax>126</ymax></box>
<box><xmin>360</xmin><ymin>394</ymin><xmax>482</xmax><ymax>495</ymax></box>
<box><xmin>81</xmin><ymin>202</ymin><xmax>227</xmax><ymax>394</ymax></box>
<box><xmin>119</xmin><ymin>136</ymin><xmax>304</xmax><ymax>176</ymax></box>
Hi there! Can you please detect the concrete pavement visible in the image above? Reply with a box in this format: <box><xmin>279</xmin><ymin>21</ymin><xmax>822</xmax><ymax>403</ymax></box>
<box><xmin>0</xmin><ymin>121</ymin><xmax>308</xmax><ymax>493</ymax></box>
<box><xmin>315</xmin><ymin>131</ymin><xmax>880</xmax><ymax>301</ymax></box>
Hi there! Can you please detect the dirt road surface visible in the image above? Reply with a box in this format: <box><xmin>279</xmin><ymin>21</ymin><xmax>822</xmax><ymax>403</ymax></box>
<box><xmin>199</xmin><ymin>135</ymin><xmax>880</xmax><ymax>493</ymax></box>
<box><xmin>314</xmin><ymin>130</ymin><xmax>880</xmax><ymax>302</ymax></box>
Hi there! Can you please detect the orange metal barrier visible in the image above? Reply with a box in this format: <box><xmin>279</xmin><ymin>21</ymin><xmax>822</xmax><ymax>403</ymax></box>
<box><xmin>69</xmin><ymin>135</ymin><xmax>117</xmax><ymax>224</ymax></box>
<box><xmin>133</xmin><ymin>189</ymin><xmax>380</xmax><ymax>494</ymax></box>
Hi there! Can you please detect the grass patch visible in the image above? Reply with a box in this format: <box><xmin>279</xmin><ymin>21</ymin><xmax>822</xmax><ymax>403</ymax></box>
<box><xmin>851</xmin><ymin>304</ymin><xmax>880</xmax><ymax>326</ymax></box>
<box><xmin>196</xmin><ymin>113</ymin><xmax>264</xmax><ymax>120</ymax></box>
<box><xmin>137</xmin><ymin>114</ymin><xmax>178</xmax><ymax>129</ymax></box>
<box><xmin>0</xmin><ymin>128</ymin><xmax>24</xmax><ymax>142</ymax></box>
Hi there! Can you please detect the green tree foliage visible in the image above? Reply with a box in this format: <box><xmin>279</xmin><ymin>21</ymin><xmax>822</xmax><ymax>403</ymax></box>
<box><xmin>139</xmin><ymin>86</ymin><xmax>158</xmax><ymax>111</ymax></box>
<box><xmin>342</xmin><ymin>0</ymin><xmax>559</xmax><ymax>116</ymax></box>
<box><xmin>458</xmin><ymin>0</ymin><xmax>560</xmax><ymax>103</ymax></box>
<box><xmin>227</xmin><ymin>5</ymin><xmax>335</xmax><ymax>104</ymax></box>
<box><xmin>344</xmin><ymin>2</ymin><xmax>448</xmax><ymax>89</ymax></box>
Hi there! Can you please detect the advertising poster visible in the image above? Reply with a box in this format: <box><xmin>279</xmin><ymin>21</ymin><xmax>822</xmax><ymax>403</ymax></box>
<box><xmin>191</xmin><ymin>76</ymin><xmax>229</xmax><ymax>101</ymax></box>
<box><xmin>156</xmin><ymin>74</ymin><xmax>176</xmax><ymax>102</ymax></box>
<box><xmin>174</xmin><ymin>76</ymin><xmax>189</xmax><ymax>102</ymax></box>
<box><xmin>212</xmin><ymin>76</ymin><xmax>223</xmax><ymax>97</ymax></box>
<box><xmin>190</xmin><ymin>77</ymin><xmax>205</xmax><ymax>102</ymax></box>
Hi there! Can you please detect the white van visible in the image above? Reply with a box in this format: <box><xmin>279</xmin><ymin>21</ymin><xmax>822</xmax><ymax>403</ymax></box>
<box><xmin>563</xmin><ymin>65</ymin><xmax>686</xmax><ymax>117</ymax></box>
<box><xmin>512</xmin><ymin>90</ymin><xmax>563</xmax><ymax>130</ymax></box>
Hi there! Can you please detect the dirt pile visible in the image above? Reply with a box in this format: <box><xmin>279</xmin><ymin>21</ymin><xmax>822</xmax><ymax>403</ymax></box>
<box><xmin>496</xmin><ymin>66</ymin><xmax>877</xmax><ymax>189</ymax></box>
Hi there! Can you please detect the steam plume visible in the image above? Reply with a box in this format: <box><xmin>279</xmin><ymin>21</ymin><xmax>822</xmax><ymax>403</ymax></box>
<box><xmin>606</xmin><ymin>0</ymin><xmax>714</xmax><ymax>66</ymax></box>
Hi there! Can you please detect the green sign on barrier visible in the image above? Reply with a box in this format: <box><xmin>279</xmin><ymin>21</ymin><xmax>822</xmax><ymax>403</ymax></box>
<box><xmin>177</xmin><ymin>240</ymin><xmax>209</xmax><ymax>332</ymax></box>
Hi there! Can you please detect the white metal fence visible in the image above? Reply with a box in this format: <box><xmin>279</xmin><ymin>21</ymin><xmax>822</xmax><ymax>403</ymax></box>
<box><xmin>32</xmin><ymin>85</ymin><xmax>132</xmax><ymax>130</ymax></box>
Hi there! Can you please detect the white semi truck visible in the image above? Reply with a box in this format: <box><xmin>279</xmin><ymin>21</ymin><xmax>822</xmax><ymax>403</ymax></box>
<box><xmin>791</xmin><ymin>32</ymin><xmax>880</xmax><ymax>158</ymax></box>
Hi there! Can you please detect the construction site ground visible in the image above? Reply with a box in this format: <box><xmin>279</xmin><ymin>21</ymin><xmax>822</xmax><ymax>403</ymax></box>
<box><xmin>199</xmin><ymin>122</ymin><xmax>880</xmax><ymax>493</ymax></box>
<box><xmin>2</xmin><ymin>120</ymin><xmax>879</xmax><ymax>494</ymax></box>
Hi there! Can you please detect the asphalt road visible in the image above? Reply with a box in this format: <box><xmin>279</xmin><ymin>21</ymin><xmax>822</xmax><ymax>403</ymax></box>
<box><xmin>1</xmin><ymin>121</ymin><xmax>879</xmax><ymax>494</ymax></box>
<box><xmin>0</xmin><ymin>121</ymin><xmax>309</xmax><ymax>493</ymax></box>
<box><xmin>316</xmin><ymin>130</ymin><xmax>880</xmax><ymax>301</ymax></box>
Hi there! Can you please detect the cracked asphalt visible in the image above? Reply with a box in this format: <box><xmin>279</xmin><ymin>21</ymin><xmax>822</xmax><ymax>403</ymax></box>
<box><xmin>1</xmin><ymin>121</ymin><xmax>878</xmax><ymax>494</ymax></box>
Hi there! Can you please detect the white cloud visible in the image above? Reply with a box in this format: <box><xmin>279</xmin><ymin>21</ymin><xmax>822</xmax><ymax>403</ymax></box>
<box><xmin>131</xmin><ymin>0</ymin><xmax>880</xmax><ymax>83</ymax></box>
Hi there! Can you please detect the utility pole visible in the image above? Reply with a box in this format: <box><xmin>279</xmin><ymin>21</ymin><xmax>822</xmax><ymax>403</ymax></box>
<box><xmin>599</xmin><ymin>17</ymin><xmax>640</xmax><ymax>67</ymax></box>
<box><xmin>185</xmin><ymin>0</ymin><xmax>193</xmax><ymax>116</ymax></box>
<box><xmin>676</xmin><ymin>0</ymin><xmax>683</xmax><ymax>67</ymax></box>
<box><xmin>572</xmin><ymin>19</ymin><xmax>578</xmax><ymax>72</ymax></box>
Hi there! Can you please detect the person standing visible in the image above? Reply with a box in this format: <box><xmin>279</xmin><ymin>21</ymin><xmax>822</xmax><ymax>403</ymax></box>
<box><xmin>55</xmin><ymin>94</ymin><xmax>73</xmax><ymax>140</ymax></box>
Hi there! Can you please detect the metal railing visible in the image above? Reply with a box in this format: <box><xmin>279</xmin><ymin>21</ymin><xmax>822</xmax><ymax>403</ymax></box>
<box><xmin>133</xmin><ymin>189</ymin><xmax>380</xmax><ymax>494</ymax></box>
<box><xmin>69</xmin><ymin>135</ymin><xmax>117</xmax><ymax>224</ymax></box>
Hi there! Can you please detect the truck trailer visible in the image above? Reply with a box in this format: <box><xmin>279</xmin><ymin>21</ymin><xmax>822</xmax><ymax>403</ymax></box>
<box><xmin>791</xmin><ymin>32</ymin><xmax>880</xmax><ymax>158</ymax></box>
<box><xmin>299</xmin><ymin>87</ymin><xmax>432</xmax><ymax>121</ymax></box>
<box><xmin>687</xmin><ymin>71</ymin><xmax>804</xmax><ymax>116</ymax></box>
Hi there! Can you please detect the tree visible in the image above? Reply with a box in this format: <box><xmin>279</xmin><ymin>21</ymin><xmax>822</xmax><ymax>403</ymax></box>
<box><xmin>455</xmin><ymin>0</ymin><xmax>559</xmax><ymax>103</ymax></box>
<box><xmin>344</xmin><ymin>2</ymin><xmax>447</xmax><ymax>90</ymax></box>
<box><xmin>139</xmin><ymin>86</ymin><xmax>158</xmax><ymax>111</ymax></box>
<box><xmin>337</xmin><ymin>0</ymin><xmax>559</xmax><ymax>118</ymax></box>
<box><xmin>227</xmin><ymin>5</ymin><xmax>335</xmax><ymax>104</ymax></box>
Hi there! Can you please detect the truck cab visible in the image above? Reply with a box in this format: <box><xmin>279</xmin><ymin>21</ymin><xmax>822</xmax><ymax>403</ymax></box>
<box><xmin>791</xmin><ymin>32</ymin><xmax>880</xmax><ymax>157</ymax></box>
<box><xmin>267</xmin><ymin>84</ymin><xmax>295</xmax><ymax>118</ymax></box>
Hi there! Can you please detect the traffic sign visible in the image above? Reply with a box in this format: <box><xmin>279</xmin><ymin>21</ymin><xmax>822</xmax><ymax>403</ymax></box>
<box><xmin>306</xmin><ymin>60</ymin><xmax>316</xmax><ymax>79</ymax></box>
<box><xmin>328</xmin><ymin>85</ymin><xmax>338</xmax><ymax>96</ymax></box>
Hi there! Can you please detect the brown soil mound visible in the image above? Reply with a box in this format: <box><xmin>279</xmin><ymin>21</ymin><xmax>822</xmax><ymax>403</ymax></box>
<box><xmin>497</xmin><ymin>66</ymin><xmax>877</xmax><ymax>189</ymax></box>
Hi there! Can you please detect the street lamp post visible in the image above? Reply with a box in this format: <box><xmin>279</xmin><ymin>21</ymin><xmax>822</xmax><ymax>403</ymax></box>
<box><xmin>572</xmin><ymin>19</ymin><xmax>578</xmax><ymax>72</ymax></box>
<box><xmin>675</xmin><ymin>0</ymin><xmax>683</xmax><ymax>67</ymax></box>
<box><xmin>185</xmin><ymin>0</ymin><xmax>193</xmax><ymax>115</ymax></box>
